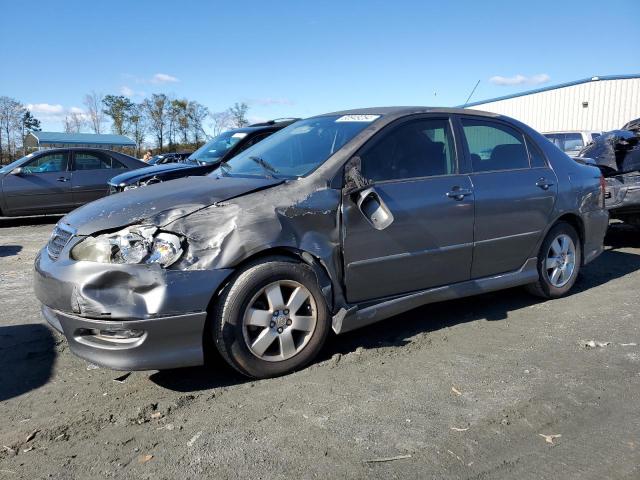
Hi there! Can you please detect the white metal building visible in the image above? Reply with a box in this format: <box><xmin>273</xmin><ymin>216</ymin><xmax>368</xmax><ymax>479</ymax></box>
<box><xmin>464</xmin><ymin>74</ymin><xmax>640</xmax><ymax>133</ymax></box>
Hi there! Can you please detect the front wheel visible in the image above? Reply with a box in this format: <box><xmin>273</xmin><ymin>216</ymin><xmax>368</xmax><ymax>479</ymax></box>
<box><xmin>527</xmin><ymin>222</ymin><xmax>582</xmax><ymax>299</ymax></box>
<box><xmin>212</xmin><ymin>258</ymin><xmax>330</xmax><ymax>378</ymax></box>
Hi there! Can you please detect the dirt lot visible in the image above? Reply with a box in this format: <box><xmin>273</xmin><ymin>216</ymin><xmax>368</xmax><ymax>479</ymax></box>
<box><xmin>1</xmin><ymin>216</ymin><xmax>639</xmax><ymax>479</ymax></box>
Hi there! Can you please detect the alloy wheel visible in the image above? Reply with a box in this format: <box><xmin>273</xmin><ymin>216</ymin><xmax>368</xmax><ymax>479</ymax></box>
<box><xmin>545</xmin><ymin>233</ymin><xmax>576</xmax><ymax>288</ymax></box>
<box><xmin>242</xmin><ymin>280</ymin><xmax>318</xmax><ymax>362</ymax></box>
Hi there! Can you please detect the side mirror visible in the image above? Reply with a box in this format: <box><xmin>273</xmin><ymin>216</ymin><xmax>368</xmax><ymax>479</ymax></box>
<box><xmin>356</xmin><ymin>187</ymin><xmax>394</xmax><ymax>230</ymax></box>
<box><xmin>10</xmin><ymin>167</ymin><xmax>23</xmax><ymax>175</ymax></box>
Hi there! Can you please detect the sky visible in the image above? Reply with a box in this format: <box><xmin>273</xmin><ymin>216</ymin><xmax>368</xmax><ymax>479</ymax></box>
<box><xmin>0</xmin><ymin>0</ymin><xmax>638</xmax><ymax>131</ymax></box>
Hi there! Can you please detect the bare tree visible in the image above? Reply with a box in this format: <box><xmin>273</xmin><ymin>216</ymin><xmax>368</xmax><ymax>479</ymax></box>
<box><xmin>64</xmin><ymin>112</ymin><xmax>85</xmax><ymax>133</ymax></box>
<box><xmin>0</xmin><ymin>96</ymin><xmax>24</xmax><ymax>159</ymax></box>
<box><xmin>229</xmin><ymin>102</ymin><xmax>249</xmax><ymax>128</ymax></box>
<box><xmin>143</xmin><ymin>93</ymin><xmax>169</xmax><ymax>151</ymax></box>
<box><xmin>128</xmin><ymin>104</ymin><xmax>146</xmax><ymax>157</ymax></box>
<box><xmin>188</xmin><ymin>101</ymin><xmax>209</xmax><ymax>146</ymax></box>
<box><xmin>209</xmin><ymin>110</ymin><xmax>233</xmax><ymax>136</ymax></box>
<box><xmin>83</xmin><ymin>91</ymin><xmax>105</xmax><ymax>134</ymax></box>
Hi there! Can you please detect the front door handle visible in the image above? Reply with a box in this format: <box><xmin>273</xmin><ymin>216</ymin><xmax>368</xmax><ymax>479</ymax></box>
<box><xmin>57</xmin><ymin>177</ymin><xmax>70</xmax><ymax>182</ymax></box>
<box><xmin>446</xmin><ymin>188</ymin><xmax>472</xmax><ymax>201</ymax></box>
<box><xmin>536</xmin><ymin>178</ymin><xmax>554</xmax><ymax>190</ymax></box>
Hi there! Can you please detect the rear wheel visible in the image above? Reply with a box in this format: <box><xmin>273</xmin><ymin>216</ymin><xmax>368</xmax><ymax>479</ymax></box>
<box><xmin>527</xmin><ymin>222</ymin><xmax>581</xmax><ymax>298</ymax></box>
<box><xmin>212</xmin><ymin>258</ymin><xmax>330</xmax><ymax>378</ymax></box>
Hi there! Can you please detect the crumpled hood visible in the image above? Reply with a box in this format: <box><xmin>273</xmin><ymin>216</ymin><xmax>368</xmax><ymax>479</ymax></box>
<box><xmin>62</xmin><ymin>175</ymin><xmax>282</xmax><ymax>235</ymax></box>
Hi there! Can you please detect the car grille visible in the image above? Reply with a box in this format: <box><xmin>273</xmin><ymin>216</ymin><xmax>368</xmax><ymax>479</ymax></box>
<box><xmin>47</xmin><ymin>224</ymin><xmax>75</xmax><ymax>261</ymax></box>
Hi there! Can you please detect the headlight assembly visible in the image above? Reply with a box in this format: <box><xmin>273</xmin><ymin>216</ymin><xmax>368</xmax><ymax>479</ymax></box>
<box><xmin>71</xmin><ymin>225</ymin><xmax>183</xmax><ymax>267</ymax></box>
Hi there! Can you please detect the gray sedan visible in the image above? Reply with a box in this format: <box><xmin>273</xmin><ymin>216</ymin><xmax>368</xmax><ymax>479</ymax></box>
<box><xmin>0</xmin><ymin>148</ymin><xmax>146</xmax><ymax>217</ymax></box>
<box><xmin>34</xmin><ymin>107</ymin><xmax>609</xmax><ymax>378</ymax></box>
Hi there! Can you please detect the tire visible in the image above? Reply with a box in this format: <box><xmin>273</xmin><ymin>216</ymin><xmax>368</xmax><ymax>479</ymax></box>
<box><xmin>212</xmin><ymin>257</ymin><xmax>330</xmax><ymax>378</ymax></box>
<box><xmin>527</xmin><ymin>222</ymin><xmax>582</xmax><ymax>299</ymax></box>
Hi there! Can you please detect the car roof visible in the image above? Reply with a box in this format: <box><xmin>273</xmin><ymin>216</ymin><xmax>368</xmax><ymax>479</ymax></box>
<box><xmin>32</xmin><ymin>147</ymin><xmax>123</xmax><ymax>153</ymax></box>
<box><xmin>231</xmin><ymin>119</ymin><xmax>298</xmax><ymax>134</ymax></box>
<box><xmin>318</xmin><ymin>106</ymin><xmax>503</xmax><ymax>118</ymax></box>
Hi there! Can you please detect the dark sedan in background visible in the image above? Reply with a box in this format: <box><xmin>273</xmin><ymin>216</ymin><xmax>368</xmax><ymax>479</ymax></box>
<box><xmin>108</xmin><ymin>118</ymin><xmax>298</xmax><ymax>193</ymax></box>
<box><xmin>0</xmin><ymin>148</ymin><xmax>145</xmax><ymax>217</ymax></box>
<box><xmin>147</xmin><ymin>152</ymin><xmax>193</xmax><ymax>165</ymax></box>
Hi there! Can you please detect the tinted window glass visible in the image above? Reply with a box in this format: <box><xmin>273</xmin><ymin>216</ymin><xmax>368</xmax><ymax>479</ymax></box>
<box><xmin>526</xmin><ymin>137</ymin><xmax>547</xmax><ymax>168</ymax></box>
<box><xmin>361</xmin><ymin>118</ymin><xmax>455</xmax><ymax>181</ymax></box>
<box><xmin>217</xmin><ymin>115</ymin><xmax>373</xmax><ymax>178</ymax></box>
<box><xmin>74</xmin><ymin>153</ymin><xmax>112</xmax><ymax>170</ymax></box>
<box><xmin>189</xmin><ymin>131</ymin><xmax>247</xmax><ymax>164</ymax></box>
<box><xmin>562</xmin><ymin>133</ymin><xmax>583</xmax><ymax>152</ymax></box>
<box><xmin>462</xmin><ymin>119</ymin><xmax>529</xmax><ymax>172</ymax></box>
<box><xmin>23</xmin><ymin>152</ymin><xmax>67</xmax><ymax>173</ymax></box>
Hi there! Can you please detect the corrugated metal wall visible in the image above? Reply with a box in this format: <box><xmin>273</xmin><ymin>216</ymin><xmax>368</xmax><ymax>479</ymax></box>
<box><xmin>469</xmin><ymin>78</ymin><xmax>640</xmax><ymax>133</ymax></box>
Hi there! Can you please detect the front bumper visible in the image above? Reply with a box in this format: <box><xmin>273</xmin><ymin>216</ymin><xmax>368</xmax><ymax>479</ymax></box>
<box><xmin>34</xmin><ymin>242</ymin><xmax>233</xmax><ymax>370</ymax></box>
<box><xmin>42</xmin><ymin>305</ymin><xmax>207</xmax><ymax>370</ymax></box>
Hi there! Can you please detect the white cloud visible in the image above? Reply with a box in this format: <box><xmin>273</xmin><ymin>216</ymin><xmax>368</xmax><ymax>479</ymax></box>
<box><xmin>248</xmin><ymin>97</ymin><xmax>295</xmax><ymax>107</ymax></box>
<box><xmin>25</xmin><ymin>103</ymin><xmax>90</xmax><ymax>125</ymax></box>
<box><xmin>150</xmin><ymin>73</ymin><xmax>179</xmax><ymax>84</ymax></box>
<box><xmin>119</xmin><ymin>85</ymin><xmax>145</xmax><ymax>98</ymax></box>
<box><xmin>489</xmin><ymin>73</ymin><xmax>550</xmax><ymax>86</ymax></box>
<box><xmin>26</xmin><ymin>103</ymin><xmax>64</xmax><ymax>115</ymax></box>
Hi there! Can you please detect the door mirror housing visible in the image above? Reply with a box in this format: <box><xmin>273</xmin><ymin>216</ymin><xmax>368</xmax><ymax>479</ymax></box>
<box><xmin>10</xmin><ymin>167</ymin><xmax>23</xmax><ymax>175</ymax></box>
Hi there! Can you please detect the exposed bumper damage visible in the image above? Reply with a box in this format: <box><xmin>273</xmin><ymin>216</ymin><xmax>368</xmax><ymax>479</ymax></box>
<box><xmin>34</xmin><ymin>231</ymin><xmax>234</xmax><ymax>370</ymax></box>
<box><xmin>579</xmin><ymin>127</ymin><xmax>640</xmax><ymax>221</ymax></box>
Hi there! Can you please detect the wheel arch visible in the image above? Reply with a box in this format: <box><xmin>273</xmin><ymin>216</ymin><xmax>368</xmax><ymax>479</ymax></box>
<box><xmin>201</xmin><ymin>246</ymin><xmax>337</xmax><ymax>364</ymax></box>
<box><xmin>550</xmin><ymin>213</ymin><xmax>586</xmax><ymax>264</ymax></box>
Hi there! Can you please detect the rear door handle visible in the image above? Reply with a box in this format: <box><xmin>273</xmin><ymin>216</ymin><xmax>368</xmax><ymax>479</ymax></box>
<box><xmin>57</xmin><ymin>177</ymin><xmax>70</xmax><ymax>182</ymax></box>
<box><xmin>536</xmin><ymin>178</ymin><xmax>554</xmax><ymax>190</ymax></box>
<box><xmin>446</xmin><ymin>188</ymin><xmax>472</xmax><ymax>201</ymax></box>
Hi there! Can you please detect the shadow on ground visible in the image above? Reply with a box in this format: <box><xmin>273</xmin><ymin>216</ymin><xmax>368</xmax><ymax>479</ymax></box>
<box><xmin>0</xmin><ymin>215</ymin><xmax>62</xmax><ymax>228</ymax></box>
<box><xmin>147</xmin><ymin>224</ymin><xmax>640</xmax><ymax>393</ymax></box>
<box><xmin>0</xmin><ymin>324</ymin><xmax>57</xmax><ymax>401</ymax></box>
<box><xmin>0</xmin><ymin>245</ymin><xmax>22</xmax><ymax>257</ymax></box>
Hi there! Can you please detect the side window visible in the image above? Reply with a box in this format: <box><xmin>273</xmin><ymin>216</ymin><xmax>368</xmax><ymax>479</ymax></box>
<box><xmin>526</xmin><ymin>137</ymin><xmax>547</xmax><ymax>168</ymax></box>
<box><xmin>234</xmin><ymin>132</ymin><xmax>273</xmax><ymax>155</ymax></box>
<box><xmin>23</xmin><ymin>152</ymin><xmax>68</xmax><ymax>173</ymax></box>
<box><xmin>111</xmin><ymin>157</ymin><xmax>126</xmax><ymax>169</ymax></box>
<box><xmin>461</xmin><ymin>119</ymin><xmax>529</xmax><ymax>172</ymax></box>
<box><xmin>562</xmin><ymin>133</ymin><xmax>584</xmax><ymax>153</ymax></box>
<box><xmin>361</xmin><ymin>118</ymin><xmax>456</xmax><ymax>182</ymax></box>
<box><xmin>73</xmin><ymin>152</ymin><xmax>113</xmax><ymax>170</ymax></box>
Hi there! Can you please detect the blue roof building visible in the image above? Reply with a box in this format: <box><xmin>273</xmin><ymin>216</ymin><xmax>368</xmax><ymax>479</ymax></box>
<box><xmin>24</xmin><ymin>131</ymin><xmax>136</xmax><ymax>149</ymax></box>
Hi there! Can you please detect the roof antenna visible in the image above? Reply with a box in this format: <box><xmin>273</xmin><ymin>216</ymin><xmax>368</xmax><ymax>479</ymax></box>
<box><xmin>463</xmin><ymin>79</ymin><xmax>481</xmax><ymax>107</ymax></box>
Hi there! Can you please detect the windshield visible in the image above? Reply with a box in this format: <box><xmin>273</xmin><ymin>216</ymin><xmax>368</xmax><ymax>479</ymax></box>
<box><xmin>0</xmin><ymin>153</ymin><xmax>34</xmax><ymax>174</ymax></box>
<box><xmin>211</xmin><ymin>115</ymin><xmax>377</xmax><ymax>178</ymax></box>
<box><xmin>188</xmin><ymin>131</ymin><xmax>247</xmax><ymax>164</ymax></box>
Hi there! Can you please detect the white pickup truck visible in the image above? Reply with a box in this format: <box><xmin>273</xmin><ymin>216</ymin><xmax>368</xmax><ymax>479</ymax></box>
<box><xmin>543</xmin><ymin>131</ymin><xmax>602</xmax><ymax>157</ymax></box>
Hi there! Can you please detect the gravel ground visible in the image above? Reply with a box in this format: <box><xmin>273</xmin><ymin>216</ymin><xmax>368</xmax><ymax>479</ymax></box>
<box><xmin>1</xmin><ymin>216</ymin><xmax>639</xmax><ymax>479</ymax></box>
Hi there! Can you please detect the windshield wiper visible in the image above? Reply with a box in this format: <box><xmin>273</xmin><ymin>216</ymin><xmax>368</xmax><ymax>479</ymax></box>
<box><xmin>249</xmin><ymin>156</ymin><xmax>279</xmax><ymax>178</ymax></box>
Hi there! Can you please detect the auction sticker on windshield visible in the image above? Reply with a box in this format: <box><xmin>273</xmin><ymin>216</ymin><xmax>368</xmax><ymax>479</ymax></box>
<box><xmin>335</xmin><ymin>114</ymin><xmax>380</xmax><ymax>122</ymax></box>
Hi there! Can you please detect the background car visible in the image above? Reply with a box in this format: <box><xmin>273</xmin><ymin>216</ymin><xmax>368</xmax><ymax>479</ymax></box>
<box><xmin>543</xmin><ymin>130</ymin><xmax>601</xmax><ymax>157</ymax></box>
<box><xmin>108</xmin><ymin>119</ymin><xmax>299</xmax><ymax>193</ymax></box>
<box><xmin>576</xmin><ymin>124</ymin><xmax>640</xmax><ymax>227</ymax></box>
<box><xmin>0</xmin><ymin>148</ymin><xmax>146</xmax><ymax>217</ymax></box>
<box><xmin>147</xmin><ymin>152</ymin><xmax>193</xmax><ymax>165</ymax></box>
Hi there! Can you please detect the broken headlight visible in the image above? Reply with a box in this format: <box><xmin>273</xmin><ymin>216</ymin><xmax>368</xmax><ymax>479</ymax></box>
<box><xmin>71</xmin><ymin>225</ymin><xmax>183</xmax><ymax>267</ymax></box>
